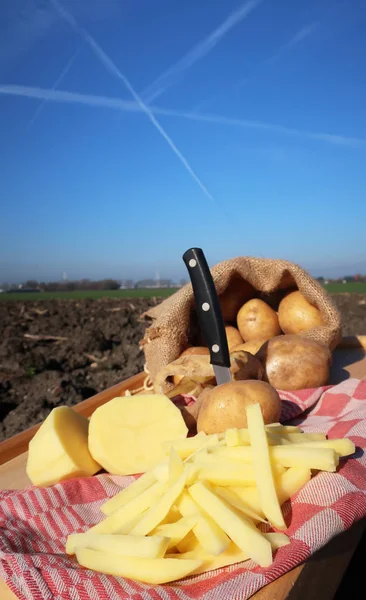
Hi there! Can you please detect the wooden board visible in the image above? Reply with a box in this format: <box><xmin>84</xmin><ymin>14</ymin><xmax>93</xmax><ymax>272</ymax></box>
<box><xmin>0</xmin><ymin>337</ymin><xmax>365</xmax><ymax>600</ymax></box>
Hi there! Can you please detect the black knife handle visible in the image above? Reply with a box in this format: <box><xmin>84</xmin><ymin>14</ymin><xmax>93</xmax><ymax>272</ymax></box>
<box><xmin>183</xmin><ymin>248</ymin><xmax>230</xmax><ymax>368</ymax></box>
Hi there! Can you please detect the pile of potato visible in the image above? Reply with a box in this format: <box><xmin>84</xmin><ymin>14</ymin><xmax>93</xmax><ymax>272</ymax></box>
<box><xmin>156</xmin><ymin>289</ymin><xmax>332</xmax><ymax>399</ymax></box>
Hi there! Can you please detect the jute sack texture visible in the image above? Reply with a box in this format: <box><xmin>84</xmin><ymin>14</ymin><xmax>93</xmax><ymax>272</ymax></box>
<box><xmin>140</xmin><ymin>257</ymin><xmax>342</xmax><ymax>381</ymax></box>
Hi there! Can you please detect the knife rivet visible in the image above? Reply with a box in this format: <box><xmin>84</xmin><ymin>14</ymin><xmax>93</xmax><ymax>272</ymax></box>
<box><xmin>189</xmin><ymin>259</ymin><xmax>197</xmax><ymax>267</ymax></box>
<box><xmin>212</xmin><ymin>344</ymin><xmax>220</xmax><ymax>353</ymax></box>
<box><xmin>202</xmin><ymin>302</ymin><xmax>210</xmax><ymax>311</ymax></box>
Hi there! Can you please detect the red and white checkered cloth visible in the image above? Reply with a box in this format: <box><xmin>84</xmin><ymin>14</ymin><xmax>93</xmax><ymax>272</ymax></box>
<box><xmin>1</xmin><ymin>378</ymin><xmax>366</xmax><ymax>600</ymax></box>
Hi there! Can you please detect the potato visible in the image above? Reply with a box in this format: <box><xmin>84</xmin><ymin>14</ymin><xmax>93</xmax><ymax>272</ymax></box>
<box><xmin>225</xmin><ymin>326</ymin><xmax>243</xmax><ymax>351</ymax></box>
<box><xmin>237</xmin><ymin>299</ymin><xmax>281</xmax><ymax>342</ymax></box>
<box><xmin>26</xmin><ymin>406</ymin><xmax>101</xmax><ymax>487</ymax></box>
<box><xmin>278</xmin><ymin>290</ymin><xmax>324</xmax><ymax>334</ymax></box>
<box><xmin>76</xmin><ymin>549</ymin><xmax>202</xmax><ymax>585</ymax></box>
<box><xmin>219</xmin><ymin>277</ymin><xmax>255</xmax><ymax>323</ymax></box>
<box><xmin>245</xmin><ymin>403</ymin><xmax>286</xmax><ymax>529</ymax></box>
<box><xmin>173</xmin><ymin>347</ymin><xmax>209</xmax><ymax>385</ymax></box>
<box><xmin>233</xmin><ymin>339</ymin><xmax>268</xmax><ymax>355</ymax></box>
<box><xmin>196</xmin><ymin>380</ymin><xmax>281</xmax><ymax>435</ymax></box>
<box><xmin>88</xmin><ymin>394</ymin><xmax>188</xmax><ymax>475</ymax></box>
<box><xmin>256</xmin><ymin>334</ymin><xmax>332</xmax><ymax>390</ymax></box>
<box><xmin>189</xmin><ymin>481</ymin><xmax>272</xmax><ymax>567</ymax></box>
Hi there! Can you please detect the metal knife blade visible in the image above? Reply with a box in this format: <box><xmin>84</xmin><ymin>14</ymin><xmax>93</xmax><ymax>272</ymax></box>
<box><xmin>182</xmin><ymin>247</ymin><xmax>232</xmax><ymax>386</ymax></box>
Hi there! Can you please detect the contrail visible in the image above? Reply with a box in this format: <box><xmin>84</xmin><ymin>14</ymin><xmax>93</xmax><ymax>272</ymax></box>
<box><xmin>49</xmin><ymin>0</ymin><xmax>215</xmax><ymax>202</ymax></box>
<box><xmin>26</xmin><ymin>47</ymin><xmax>80</xmax><ymax>129</ymax></box>
<box><xmin>142</xmin><ymin>0</ymin><xmax>263</xmax><ymax>104</ymax></box>
<box><xmin>194</xmin><ymin>20</ymin><xmax>320</xmax><ymax>111</ymax></box>
<box><xmin>1</xmin><ymin>84</ymin><xmax>364</xmax><ymax>148</ymax></box>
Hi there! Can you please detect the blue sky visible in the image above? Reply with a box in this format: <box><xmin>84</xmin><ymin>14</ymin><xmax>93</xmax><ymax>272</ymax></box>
<box><xmin>1</xmin><ymin>0</ymin><xmax>366</xmax><ymax>283</ymax></box>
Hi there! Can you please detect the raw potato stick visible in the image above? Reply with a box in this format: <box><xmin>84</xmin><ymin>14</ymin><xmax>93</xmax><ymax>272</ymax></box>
<box><xmin>285</xmin><ymin>439</ymin><xmax>355</xmax><ymax>457</ymax></box>
<box><xmin>66</xmin><ymin>532</ymin><xmax>169</xmax><ymax>558</ymax></box>
<box><xmin>76</xmin><ymin>548</ymin><xmax>202</xmax><ymax>585</ymax></box>
<box><xmin>213</xmin><ymin>445</ymin><xmax>339</xmax><ymax>471</ymax></box>
<box><xmin>89</xmin><ymin>481</ymin><xmax>165</xmax><ymax>534</ymax></box>
<box><xmin>154</xmin><ymin>517</ymin><xmax>197</xmax><ymax>550</ymax></box>
<box><xmin>176</xmin><ymin>490</ymin><xmax>230</xmax><ymax>555</ymax></box>
<box><xmin>232</xmin><ymin>467</ymin><xmax>312</xmax><ymax>517</ymax></box>
<box><xmin>100</xmin><ymin>471</ymin><xmax>157</xmax><ymax>516</ymax></box>
<box><xmin>130</xmin><ymin>471</ymin><xmax>188</xmax><ymax>536</ymax></box>
<box><xmin>188</xmin><ymin>481</ymin><xmax>272</xmax><ymax>567</ymax></box>
<box><xmin>246</xmin><ymin>403</ymin><xmax>286</xmax><ymax>530</ymax></box>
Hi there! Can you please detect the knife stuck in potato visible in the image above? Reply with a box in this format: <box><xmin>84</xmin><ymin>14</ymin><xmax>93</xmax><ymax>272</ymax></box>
<box><xmin>183</xmin><ymin>248</ymin><xmax>232</xmax><ymax>387</ymax></box>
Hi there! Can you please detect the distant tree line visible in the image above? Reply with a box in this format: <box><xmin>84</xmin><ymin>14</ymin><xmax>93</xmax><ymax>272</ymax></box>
<box><xmin>24</xmin><ymin>279</ymin><xmax>121</xmax><ymax>291</ymax></box>
<box><xmin>317</xmin><ymin>275</ymin><xmax>366</xmax><ymax>283</ymax></box>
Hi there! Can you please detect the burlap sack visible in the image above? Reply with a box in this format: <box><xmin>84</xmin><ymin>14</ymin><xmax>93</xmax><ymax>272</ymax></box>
<box><xmin>140</xmin><ymin>257</ymin><xmax>342</xmax><ymax>381</ymax></box>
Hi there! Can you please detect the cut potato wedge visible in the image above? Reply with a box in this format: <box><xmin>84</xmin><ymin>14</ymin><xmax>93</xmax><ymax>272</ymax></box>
<box><xmin>76</xmin><ymin>548</ymin><xmax>202</xmax><ymax>584</ymax></box>
<box><xmin>26</xmin><ymin>406</ymin><xmax>101</xmax><ymax>487</ymax></box>
<box><xmin>88</xmin><ymin>394</ymin><xmax>188</xmax><ymax>475</ymax></box>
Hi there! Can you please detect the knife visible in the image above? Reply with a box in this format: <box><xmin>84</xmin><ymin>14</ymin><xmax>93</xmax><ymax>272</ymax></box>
<box><xmin>183</xmin><ymin>248</ymin><xmax>232</xmax><ymax>386</ymax></box>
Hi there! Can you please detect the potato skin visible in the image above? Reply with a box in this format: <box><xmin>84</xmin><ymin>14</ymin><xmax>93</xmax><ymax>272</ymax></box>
<box><xmin>237</xmin><ymin>299</ymin><xmax>281</xmax><ymax>342</ymax></box>
<box><xmin>278</xmin><ymin>290</ymin><xmax>324</xmax><ymax>334</ymax></box>
<box><xmin>256</xmin><ymin>334</ymin><xmax>332</xmax><ymax>391</ymax></box>
<box><xmin>225</xmin><ymin>326</ymin><xmax>243</xmax><ymax>351</ymax></box>
<box><xmin>197</xmin><ymin>380</ymin><xmax>281</xmax><ymax>434</ymax></box>
<box><xmin>233</xmin><ymin>339</ymin><xmax>269</xmax><ymax>355</ymax></box>
<box><xmin>173</xmin><ymin>347</ymin><xmax>209</xmax><ymax>385</ymax></box>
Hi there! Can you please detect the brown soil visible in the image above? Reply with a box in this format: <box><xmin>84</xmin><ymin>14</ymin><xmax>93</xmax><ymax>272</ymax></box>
<box><xmin>0</xmin><ymin>293</ymin><xmax>365</xmax><ymax>442</ymax></box>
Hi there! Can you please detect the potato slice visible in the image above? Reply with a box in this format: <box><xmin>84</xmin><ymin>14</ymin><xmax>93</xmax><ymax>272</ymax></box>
<box><xmin>66</xmin><ymin>532</ymin><xmax>169</xmax><ymax>558</ymax></box>
<box><xmin>154</xmin><ymin>517</ymin><xmax>197</xmax><ymax>550</ymax></box>
<box><xmin>188</xmin><ymin>482</ymin><xmax>272</xmax><ymax>567</ymax></box>
<box><xmin>75</xmin><ymin>548</ymin><xmax>202</xmax><ymax>585</ymax></box>
<box><xmin>88</xmin><ymin>394</ymin><xmax>188</xmax><ymax>475</ymax></box>
<box><xmin>100</xmin><ymin>471</ymin><xmax>157</xmax><ymax>516</ymax></box>
<box><xmin>130</xmin><ymin>471</ymin><xmax>188</xmax><ymax>536</ymax></box>
<box><xmin>246</xmin><ymin>403</ymin><xmax>286</xmax><ymax>530</ymax></box>
<box><xmin>26</xmin><ymin>406</ymin><xmax>101</xmax><ymax>487</ymax></box>
<box><xmin>176</xmin><ymin>490</ymin><xmax>230</xmax><ymax>555</ymax></box>
<box><xmin>89</xmin><ymin>481</ymin><xmax>165</xmax><ymax>534</ymax></box>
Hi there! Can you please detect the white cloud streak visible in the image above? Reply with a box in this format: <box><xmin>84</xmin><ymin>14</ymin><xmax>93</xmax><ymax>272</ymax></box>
<box><xmin>49</xmin><ymin>0</ymin><xmax>214</xmax><ymax>202</ymax></box>
<box><xmin>26</xmin><ymin>47</ymin><xmax>80</xmax><ymax>129</ymax></box>
<box><xmin>1</xmin><ymin>84</ymin><xmax>364</xmax><ymax>149</ymax></box>
<box><xmin>141</xmin><ymin>0</ymin><xmax>263</xmax><ymax>104</ymax></box>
